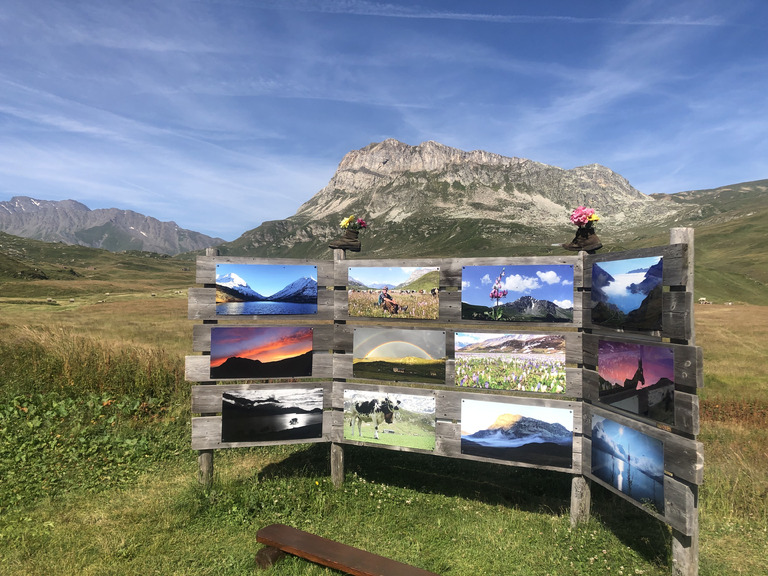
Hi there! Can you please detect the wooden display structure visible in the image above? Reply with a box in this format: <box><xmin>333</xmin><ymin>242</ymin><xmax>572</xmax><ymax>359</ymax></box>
<box><xmin>187</xmin><ymin>229</ymin><xmax>702</xmax><ymax>576</ymax></box>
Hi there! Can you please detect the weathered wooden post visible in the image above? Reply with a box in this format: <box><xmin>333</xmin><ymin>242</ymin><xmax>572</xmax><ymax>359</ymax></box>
<box><xmin>331</xmin><ymin>245</ymin><xmax>346</xmax><ymax>488</ymax></box>
<box><xmin>670</xmin><ymin>227</ymin><xmax>699</xmax><ymax>576</ymax></box>
<box><xmin>197</xmin><ymin>247</ymin><xmax>219</xmax><ymax>487</ymax></box>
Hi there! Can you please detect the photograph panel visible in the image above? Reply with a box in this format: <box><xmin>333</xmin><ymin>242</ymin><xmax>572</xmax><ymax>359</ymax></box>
<box><xmin>591</xmin><ymin>414</ymin><xmax>665</xmax><ymax>513</ymax></box>
<box><xmin>455</xmin><ymin>332</ymin><xmax>566</xmax><ymax>394</ymax></box>
<box><xmin>461</xmin><ymin>399</ymin><xmax>573</xmax><ymax>468</ymax></box>
<box><xmin>591</xmin><ymin>256</ymin><xmax>663</xmax><ymax>331</ymax></box>
<box><xmin>461</xmin><ymin>264</ymin><xmax>574</xmax><ymax>322</ymax></box>
<box><xmin>347</xmin><ymin>266</ymin><xmax>440</xmax><ymax>319</ymax></box>
<box><xmin>221</xmin><ymin>387</ymin><xmax>323</xmax><ymax>443</ymax></box>
<box><xmin>343</xmin><ymin>389</ymin><xmax>436</xmax><ymax>451</ymax></box>
<box><xmin>210</xmin><ymin>326</ymin><xmax>313</xmax><ymax>379</ymax></box>
<box><xmin>353</xmin><ymin>327</ymin><xmax>446</xmax><ymax>384</ymax></box>
<box><xmin>216</xmin><ymin>263</ymin><xmax>318</xmax><ymax>315</ymax></box>
<box><xmin>598</xmin><ymin>340</ymin><xmax>675</xmax><ymax>425</ymax></box>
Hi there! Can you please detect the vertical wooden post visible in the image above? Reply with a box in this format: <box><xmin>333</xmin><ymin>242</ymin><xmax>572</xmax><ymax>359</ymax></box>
<box><xmin>571</xmin><ymin>249</ymin><xmax>591</xmax><ymax>527</ymax></box>
<box><xmin>198</xmin><ymin>449</ymin><xmax>214</xmax><ymax>487</ymax></box>
<box><xmin>570</xmin><ymin>476</ymin><xmax>591</xmax><ymax>527</ymax></box>
<box><xmin>669</xmin><ymin>228</ymin><xmax>699</xmax><ymax>576</ymax></box>
<box><xmin>331</xmin><ymin>246</ymin><xmax>346</xmax><ymax>487</ymax></box>
<box><xmin>331</xmin><ymin>442</ymin><xmax>345</xmax><ymax>488</ymax></box>
<box><xmin>198</xmin><ymin>247</ymin><xmax>219</xmax><ymax>488</ymax></box>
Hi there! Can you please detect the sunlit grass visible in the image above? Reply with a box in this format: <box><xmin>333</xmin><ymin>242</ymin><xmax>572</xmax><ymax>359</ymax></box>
<box><xmin>0</xmin><ymin>292</ymin><xmax>767</xmax><ymax>575</ymax></box>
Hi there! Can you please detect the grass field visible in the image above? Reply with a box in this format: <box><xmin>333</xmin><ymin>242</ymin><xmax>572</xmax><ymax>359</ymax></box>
<box><xmin>0</xmin><ymin>278</ymin><xmax>766</xmax><ymax>575</ymax></box>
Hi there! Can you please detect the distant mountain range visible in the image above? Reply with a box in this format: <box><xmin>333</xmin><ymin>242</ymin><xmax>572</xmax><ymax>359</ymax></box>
<box><xmin>2</xmin><ymin>139</ymin><xmax>768</xmax><ymax>305</ymax></box>
<box><xmin>0</xmin><ymin>196</ymin><xmax>223</xmax><ymax>255</ymax></box>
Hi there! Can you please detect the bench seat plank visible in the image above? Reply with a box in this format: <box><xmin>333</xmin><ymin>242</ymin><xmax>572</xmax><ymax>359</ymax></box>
<box><xmin>256</xmin><ymin>523</ymin><xmax>440</xmax><ymax>576</ymax></box>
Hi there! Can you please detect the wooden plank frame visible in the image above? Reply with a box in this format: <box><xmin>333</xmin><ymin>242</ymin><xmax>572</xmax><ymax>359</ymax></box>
<box><xmin>189</xmin><ymin>256</ymin><xmax>335</xmax><ymax>321</ymax></box>
<box><xmin>187</xmin><ymin>232</ymin><xmax>701</xmax><ymax>561</ymax></box>
<box><xmin>583</xmin><ymin>244</ymin><xmax>693</xmax><ymax>341</ymax></box>
<box><xmin>435</xmin><ymin>390</ymin><xmax>582</xmax><ymax>474</ymax></box>
<box><xmin>582</xmin><ymin>403</ymin><xmax>703</xmax><ymax>536</ymax></box>
<box><xmin>191</xmin><ymin>382</ymin><xmax>334</xmax><ymax>450</ymax></box>
<box><xmin>582</xmin><ymin>333</ymin><xmax>703</xmax><ymax>435</ymax></box>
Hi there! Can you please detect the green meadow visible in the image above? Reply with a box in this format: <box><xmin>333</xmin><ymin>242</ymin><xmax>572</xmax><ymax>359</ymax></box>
<box><xmin>0</xmin><ymin>234</ymin><xmax>767</xmax><ymax>575</ymax></box>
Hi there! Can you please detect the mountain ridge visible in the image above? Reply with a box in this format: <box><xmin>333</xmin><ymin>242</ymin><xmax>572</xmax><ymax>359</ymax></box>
<box><xmin>0</xmin><ymin>196</ymin><xmax>223</xmax><ymax>255</ymax></box>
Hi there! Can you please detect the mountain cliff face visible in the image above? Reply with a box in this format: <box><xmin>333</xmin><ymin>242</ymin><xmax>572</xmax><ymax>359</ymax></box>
<box><xmin>224</xmin><ymin>139</ymin><xmax>685</xmax><ymax>258</ymax></box>
<box><xmin>0</xmin><ymin>196</ymin><xmax>223</xmax><ymax>255</ymax></box>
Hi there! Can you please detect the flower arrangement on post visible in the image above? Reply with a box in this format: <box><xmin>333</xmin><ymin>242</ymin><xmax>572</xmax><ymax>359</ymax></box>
<box><xmin>340</xmin><ymin>215</ymin><xmax>367</xmax><ymax>232</ymax></box>
<box><xmin>329</xmin><ymin>214</ymin><xmax>368</xmax><ymax>252</ymax></box>
<box><xmin>486</xmin><ymin>268</ymin><xmax>508</xmax><ymax>321</ymax></box>
<box><xmin>562</xmin><ymin>206</ymin><xmax>602</xmax><ymax>253</ymax></box>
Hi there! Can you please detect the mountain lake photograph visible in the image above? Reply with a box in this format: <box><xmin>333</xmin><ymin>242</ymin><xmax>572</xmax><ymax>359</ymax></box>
<box><xmin>215</xmin><ymin>263</ymin><xmax>318</xmax><ymax>315</ymax></box>
<box><xmin>591</xmin><ymin>414</ymin><xmax>665</xmax><ymax>513</ymax></box>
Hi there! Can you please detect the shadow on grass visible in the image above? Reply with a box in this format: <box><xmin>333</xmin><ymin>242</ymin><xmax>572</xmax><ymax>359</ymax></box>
<box><xmin>256</xmin><ymin>443</ymin><xmax>671</xmax><ymax>567</ymax></box>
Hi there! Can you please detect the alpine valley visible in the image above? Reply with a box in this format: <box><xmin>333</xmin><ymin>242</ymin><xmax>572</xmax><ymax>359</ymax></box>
<box><xmin>2</xmin><ymin>139</ymin><xmax>768</xmax><ymax>304</ymax></box>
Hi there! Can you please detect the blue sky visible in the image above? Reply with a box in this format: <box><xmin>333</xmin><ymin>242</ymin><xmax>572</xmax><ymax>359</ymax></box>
<box><xmin>2</xmin><ymin>1</ymin><xmax>766</xmax><ymax>240</ymax></box>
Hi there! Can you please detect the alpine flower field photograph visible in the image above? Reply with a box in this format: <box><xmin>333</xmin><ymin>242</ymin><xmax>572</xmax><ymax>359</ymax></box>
<box><xmin>455</xmin><ymin>332</ymin><xmax>567</xmax><ymax>393</ymax></box>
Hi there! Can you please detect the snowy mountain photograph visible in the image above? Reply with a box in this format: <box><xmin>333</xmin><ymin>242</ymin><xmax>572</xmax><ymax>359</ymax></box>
<box><xmin>215</xmin><ymin>263</ymin><xmax>317</xmax><ymax>315</ymax></box>
<box><xmin>460</xmin><ymin>399</ymin><xmax>573</xmax><ymax>468</ymax></box>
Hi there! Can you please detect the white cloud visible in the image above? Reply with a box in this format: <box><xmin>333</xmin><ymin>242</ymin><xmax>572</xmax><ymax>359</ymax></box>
<box><xmin>554</xmin><ymin>299</ymin><xmax>573</xmax><ymax>309</ymax></box>
<box><xmin>503</xmin><ymin>274</ymin><xmax>540</xmax><ymax>293</ymax></box>
<box><xmin>536</xmin><ymin>270</ymin><xmax>561</xmax><ymax>284</ymax></box>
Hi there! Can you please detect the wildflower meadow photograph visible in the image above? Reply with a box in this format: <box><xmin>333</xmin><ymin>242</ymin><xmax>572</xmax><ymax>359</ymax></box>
<box><xmin>347</xmin><ymin>266</ymin><xmax>440</xmax><ymax>319</ymax></box>
<box><xmin>455</xmin><ymin>332</ymin><xmax>567</xmax><ymax>393</ymax></box>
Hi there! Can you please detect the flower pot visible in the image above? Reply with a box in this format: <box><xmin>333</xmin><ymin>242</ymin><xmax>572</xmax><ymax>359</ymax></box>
<box><xmin>329</xmin><ymin>228</ymin><xmax>361</xmax><ymax>252</ymax></box>
<box><xmin>562</xmin><ymin>222</ymin><xmax>602</xmax><ymax>253</ymax></box>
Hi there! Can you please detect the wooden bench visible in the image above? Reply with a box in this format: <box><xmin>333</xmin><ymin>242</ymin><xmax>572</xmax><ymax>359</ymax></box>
<box><xmin>255</xmin><ymin>523</ymin><xmax>440</xmax><ymax>576</ymax></box>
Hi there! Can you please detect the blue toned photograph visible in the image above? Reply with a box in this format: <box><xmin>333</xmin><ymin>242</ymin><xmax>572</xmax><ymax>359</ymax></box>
<box><xmin>216</xmin><ymin>263</ymin><xmax>317</xmax><ymax>315</ymax></box>
<box><xmin>461</xmin><ymin>264</ymin><xmax>574</xmax><ymax>322</ymax></box>
<box><xmin>591</xmin><ymin>415</ymin><xmax>665</xmax><ymax>513</ymax></box>
<box><xmin>591</xmin><ymin>256</ymin><xmax>663</xmax><ymax>331</ymax></box>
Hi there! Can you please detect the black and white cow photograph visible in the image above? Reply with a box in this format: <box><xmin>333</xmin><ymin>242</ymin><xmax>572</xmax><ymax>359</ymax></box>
<box><xmin>343</xmin><ymin>389</ymin><xmax>436</xmax><ymax>451</ymax></box>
